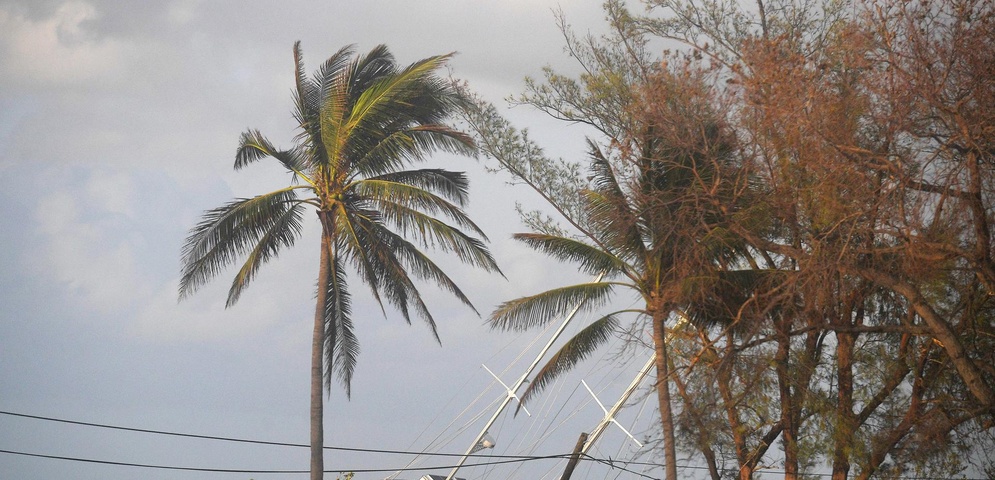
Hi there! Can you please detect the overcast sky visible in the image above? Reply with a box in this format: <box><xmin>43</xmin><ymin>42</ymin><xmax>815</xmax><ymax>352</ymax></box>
<box><xmin>0</xmin><ymin>2</ymin><xmax>664</xmax><ymax>479</ymax></box>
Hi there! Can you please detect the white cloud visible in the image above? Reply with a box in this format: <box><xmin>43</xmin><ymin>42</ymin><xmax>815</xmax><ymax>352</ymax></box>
<box><xmin>0</xmin><ymin>1</ymin><xmax>130</xmax><ymax>88</ymax></box>
<box><xmin>84</xmin><ymin>169</ymin><xmax>135</xmax><ymax>216</ymax></box>
<box><xmin>165</xmin><ymin>0</ymin><xmax>201</xmax><ymax>26</ymax></box>
<box><xmin>131</xmin><ymin>280</ymin><xmax>291</xmax><ymax>343</ymax></box>
<box><xmin>33</xmin><ymin>188</ymin><xmax>148</xmax><ymax>313</ymax></box>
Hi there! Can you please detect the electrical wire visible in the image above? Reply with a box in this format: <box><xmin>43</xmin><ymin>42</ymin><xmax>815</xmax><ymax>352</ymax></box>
<box><xmin>0</xmin><ymin>447</ymin><xmax>571</xmax><ymax>475</ymax></box>
<box><xmin>0</xmin><ymin>410</ymin><xmax>536</xmax><ymax>459</ymax></box>
<box><xmin>0</xmin><ymin>409</ymin><xmax>663</xmax><ymax>478</ymax></box>
<box><xmin>5</xmin><ymin>409</ymin><xmax>985</xmax><ymax>480</ymax></box>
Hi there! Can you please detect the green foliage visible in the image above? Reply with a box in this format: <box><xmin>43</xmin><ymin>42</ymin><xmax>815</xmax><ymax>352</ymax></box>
<box><xmin>464</xmin><ymin>0</ymin><xmax>995</xmax><ymax>478</ymax></box>
<box><xmin>182</xmin><ymin>42</ymin><xmax>501</xmax><ymax>480</ymax></box>
<box><xmin>181</xmin><ymin>42</ymin><xmax>499</xmax><ymax>392</ymax></box>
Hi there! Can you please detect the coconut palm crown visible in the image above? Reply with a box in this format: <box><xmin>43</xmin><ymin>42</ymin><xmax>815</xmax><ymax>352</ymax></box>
<box><xmin>485</xmin><ymin>86</ymin><xmax>754</xmax><ymax>480</ymax></box>
<box><xmin>179</xmin><ymin>42</ymin><xmax>500</xmax><ymax>479</ymax></box>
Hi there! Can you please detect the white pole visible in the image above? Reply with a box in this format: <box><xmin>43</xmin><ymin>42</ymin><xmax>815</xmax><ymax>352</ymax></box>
<box><xmin>443</xmin><ymin>272</ymin><xmax>607</xmax><ymax>480</ymax></box>
<box><xmin>581</xmin><ymin>353</ymin><xmax>655</xmax><ymax>453</ymax></box>
<box><xmin>580</xmin><ymin>315</ymin><xmax>687</xmax><ymax>455</ymax></box>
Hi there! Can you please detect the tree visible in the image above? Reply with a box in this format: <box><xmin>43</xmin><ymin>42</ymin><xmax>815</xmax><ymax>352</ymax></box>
<box><xmin>179</xmin><ymin>43</ymin><xmax>500</xmax><ymax>480</ymax></box>
<box><xmin>465</xmin><ymin>0</ymin><xmax>995</xmax><ymax>477</ymax></box>
<box><xmin>462</xmin><ymin>13</ymin><xmax>756</xmax><ymax>474</ymax></box>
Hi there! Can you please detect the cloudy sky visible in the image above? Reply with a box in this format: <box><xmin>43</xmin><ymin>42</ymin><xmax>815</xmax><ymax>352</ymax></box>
<box><xmin>0</xmin><ymin>1</ymin><xmax>662</xmax><ymax>479</ymax></box>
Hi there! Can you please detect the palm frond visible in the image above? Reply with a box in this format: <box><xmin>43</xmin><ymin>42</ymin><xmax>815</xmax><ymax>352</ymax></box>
<box><xmin>338</xmin><ymin>214</ymin><xmax>443</xmax><ymax>340</ymax></box>
<box><xmin>365</xmin><ymin>220</ymin><xmax>481</xmax><ymax>316</ymax></box>
<box><xmin>517</xmin><ymin>314</ymin><xmax>620</xmax><ymax>413</ymax></box>
<box><xmin>354</xmin><ymin>178</ymin><xmax>490</xmax><ymax>240</ymax></box>
<box><xmin>680</xmin><ymin>268</ymin><xmax>775</xmax><ymax>330</ymax></box>
<box><xmin>351</xmin><ymin>126</ymin><xmax>475</xmax><ymax>178</ymax></box>
<box><xmin>513</xmin><ymin>233</ymin><xmax>627</xmax><ymax>277</ymax></box>
<box><xmin>348</xmin><ymin>44</ymin><xmax>396</xmax><ymax>97</ymax></box>
<box><xmin>321</xmin><ymin>249</ymin><xmax>358</xmax><ymax>397</ymax></box>
<box><xmin>324</xmin><ymin>205</ymin><xmax>388</xmax><ymax>318</ymax></box>
<box><xmin>406</xmin><ymin>125</ymin><xmax>476</xmax><ymax>157</ymax></box>
<box><xmin>292</xmin><ymin>41</ymin><xmax>321</xmax><ymax>139</ymax></box>
<box><xmin>225</xmin><ymin>201</ymin><xmax>307</xmax><ymax>306</ymax></box>
<box><xmin>490</xmin><ymin>282</ymin><xmax>616</xmax><ymax>331</ymax></box>
<box><xmin>235</xmin><ymin>130</ymin><xmax>314</xmax><ymax>183</ymax></box>
<box><xmin>377</xmin><ymin>203</ymin><xmax>499</xmax><ymax>272</ymax></box>
<box><xmin>585</xmin><ymin>142</ymin><xmax>646</xmax><ymax>260</ymax></box>
<box><xmin>347</xmin><ymin>54</ymin><xmax>453</xmax><ymax>131</ymax></box>
<box><xmin>179</xmin><ymin>188</ymin><xmax>306</xmax><ymax>300</ymax></box>
<box><xmin>317</xmin><ymin>46</ymin><xmax>358</xmax><ymax>170</ymax></box>
<box><xmin>370</xmin><ymin>168</ymin><xmax>470</xmax><ymax>205</ymax></box>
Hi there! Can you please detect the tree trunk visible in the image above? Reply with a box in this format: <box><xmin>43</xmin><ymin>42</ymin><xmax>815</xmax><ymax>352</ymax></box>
<box><xmin>774</xmin><ymin>318</ymin><xmax>798</xmax><ymax>480</ymax></box>
<box><xmin>311</xmin><ymin>232</ymin><xmax>331</xmax><ymax>480</ymax></box>
<box><xmin>853</xmin><ymin>267</ymin><xmax>995</xmax><ymax>409</ymax></box>
<box><xmin>672</xmin><ymin>369</ymin><xmax>721</xmax><ymax>480</ymax></box>
<box><xmin>651</xmin><ymin>307</ymin><xmax>679</xmax><ymax>480</ymax></box>
<box><xmin>831</xmin><ymin>330</ymin><xmax>855</xmax><ymax>480</ymax></box>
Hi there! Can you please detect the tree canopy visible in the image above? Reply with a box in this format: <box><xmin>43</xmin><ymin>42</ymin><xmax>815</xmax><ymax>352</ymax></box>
<box><xmin>180</xmin><ymin>42</ymin><xmax>499</xmax><ymax>480</ymax></box>
<box><xmin>462</xmin><ymin>0</ymin><xmax>995</xmax><ymax>478</ymax></box>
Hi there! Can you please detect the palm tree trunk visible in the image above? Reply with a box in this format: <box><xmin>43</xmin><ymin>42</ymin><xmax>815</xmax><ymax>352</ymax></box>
<box><xmin>311</xmin><ymin>232</ymin><xmax>331</xmax><ymax>480</ymax></box>
<box><xmin>651</xmin><ymin>307</ymin><xmax>679</xmax><ymax>480</ymax></box>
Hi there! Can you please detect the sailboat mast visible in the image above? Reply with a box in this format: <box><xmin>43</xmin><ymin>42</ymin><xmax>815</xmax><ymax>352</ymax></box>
<box><xmin>443</xmin><ymin>272</ymin><xmax>607</xmax><ymax>480</ymax></box>
<box><xmin>582</xmin><ymin>353</ymin><xmax>655</xmax><ymax>453</ymax></box>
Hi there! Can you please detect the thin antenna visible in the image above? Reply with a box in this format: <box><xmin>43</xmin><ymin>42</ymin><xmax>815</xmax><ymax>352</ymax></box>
<box><xmin>580</xmin><ymin>315</ymin><xmax>688</xmax><ymax>455</ymax></box>
<box><xmin>444</xmin><ymin>272</ymin><xmax>607</xmax><ymax>480</ymax></box>
<box><xmin>581</xmin><ymin>379</ymin><xmax>644</xmax><ymax>448</ymax></box>
<box><xmin>482</xmin><ymin>364</ymin><xmax>531</xmax><ymax>417</ymax></box>
<box><xmin>580</xmin><ymin>354</ymin><xmax>655</xmax><ymax>452</ymax></box>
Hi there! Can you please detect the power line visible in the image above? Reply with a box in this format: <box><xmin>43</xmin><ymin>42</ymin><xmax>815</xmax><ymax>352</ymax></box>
<box><xmin>581</xmin><ymin>453</ymin><xmax>659</xmax><ymax>480</ymax></box>
<box><xmin>0</xmin><ymin>409</ymin><xmax>661</xmax><ymax>477</ymax></box>
<box><xmin>0</xmin><ymin>448</ymin><xmax>307</xmax><ymax>474</ymax></box>
<box><xmin>0</xmin><ymin>446</ymin><xmax>658</xmax><ymax>479</ymax></box>
<box><xmin>0</xmin><ymin>447</ymin><xmax>569</xmax><ymax>475</ymax></box>
<box><xmin>0</xmin><ymin>410</ymin><xmax>536</xmax><ymax>459</ymax></box>
<box><xmin>9</xmin><ymin>409</ymin><xmax>976</xmax><ymax>480</ymax></box>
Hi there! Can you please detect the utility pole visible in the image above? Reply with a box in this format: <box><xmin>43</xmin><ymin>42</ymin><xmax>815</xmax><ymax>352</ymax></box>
<box><xmin>560</xmin><ymin>432</ymin><xmax>589</xmax><ymax>480</ymax></box>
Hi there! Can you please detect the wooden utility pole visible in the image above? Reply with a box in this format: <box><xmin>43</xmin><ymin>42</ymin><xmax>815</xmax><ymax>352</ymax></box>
<box><xmin>560</xmin><ymin>432</ymin><xmax>589</xmax><ymax>480</ymax></box>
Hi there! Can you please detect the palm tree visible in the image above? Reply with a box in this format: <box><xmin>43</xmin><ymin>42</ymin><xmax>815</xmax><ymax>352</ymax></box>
<box><xmin>179</xmin><ymin>42</ymin><xmax>500</xmax><ymax>480</ymax></box>
<box><xmin>487</xmin><ymin>74</ymin><xmax>752</xmax><ymax>480</ymax></box>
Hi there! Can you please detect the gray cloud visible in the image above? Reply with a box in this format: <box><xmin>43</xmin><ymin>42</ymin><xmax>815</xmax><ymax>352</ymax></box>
<box><xmin>0</xmin><ymin>1</ymin><xmax>650</xmax><ymax>479</ymax></box>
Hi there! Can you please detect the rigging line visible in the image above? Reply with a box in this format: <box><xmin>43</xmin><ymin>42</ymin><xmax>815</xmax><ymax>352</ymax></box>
<box><xmin>533</xmin><ymin>380</ymin><xmax>589</xmax><ymax>449</ymax></box>
<box><xmin>503</xmin><ymin>375</ymin><xmax>561</xmax><ymax>480</ymax></box>
<box><xmin>0</xmin><ymin>410</ymin><xmax>544</xmax><ymax>460</ymax></box>
<box><xmin>620</xmin><ymin>387</ymin><xmax>654</xmax><ymax>478</ymax></box>
<box><xmin>385</xmin><ymin>394</ymin><xmax>506</xmax><ymax>480</ymax></box>
<box><xmin>580</xmin><ymin>453</ymin><xmax>660</xmax><ymax>480</ymax></box>
<box><xmin>478</xmin><ymin>399</ymin><xmax>514</xmax><ymax>480</ymax></box>
<box><xmin>398</xmin><ymin>379</ymin><xmax>499</xmax><ymax>458</ymax></box>
<box><xmin>438</xmin><ymin>393</ymin><xmax>503</xmax><ymax>447</ymax></box>
<box><xmin>499</xmin><ymin>309</ymin><xmax>561</xmax><ymax>379</ymax></box>
<box><xmin>524</xmin><ymin>386</ymin><xmax>594</xmax><ymax>480</ymax></box>
<box><xmin>515</xmin><ymin>351</ymin><xmax>588</xmax><ymax>465</ymax></box>
<box><xmin>484</xmin><ymin>309</ymin><xmax>543</xmax><ymax>372</ymax></box>
<box><xmin>0</xmin><ymin>448</ymin><xmax>573</xmax><ymax>474</ymax></box>
<box><xmin>416</xmin><ymin>304</ymin><xmax>568</xmax><ymax>480</ymax></box>
<box><xmin>401</xmin><ymin>355</ymin><xmax>475</xmax><ymax>449</ymax></box>
<box><xmin>526</xmin><ymin>334</ymin><xmax>639</xmax><ymax>479</ymax></box>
